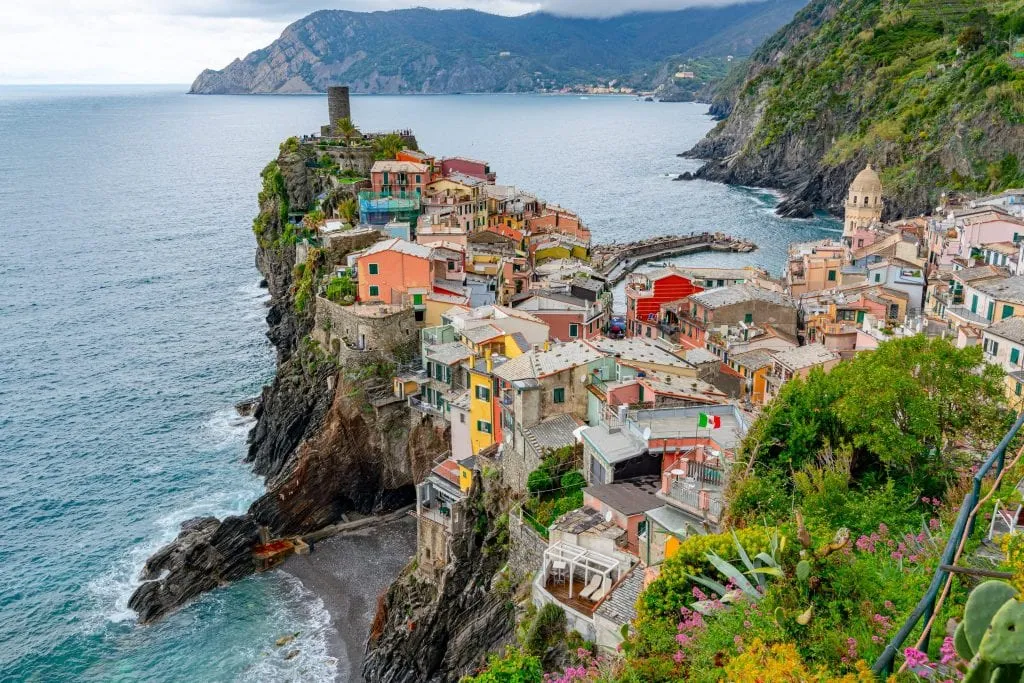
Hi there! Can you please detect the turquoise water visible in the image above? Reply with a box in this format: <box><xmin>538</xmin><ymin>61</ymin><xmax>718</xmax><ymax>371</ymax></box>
<box><xmin>0</xmin><ymin>86</ymin><xmax>836</xmax><ymax>682</ymax></box>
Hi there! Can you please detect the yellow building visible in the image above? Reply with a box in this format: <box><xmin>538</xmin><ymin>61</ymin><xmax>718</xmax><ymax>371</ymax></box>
<box><xmin>843</xmin><ymin>163</ymin><xmax>884</xmax><ymax>245</ymax></box>
<box><xmin>457</xmin><ymin>455</ymin><xmax>475</xmax><ymax>493</ymax></box>
<box><xmin>467</xmin><ymin>357</ymin><xmax>497</xmax><ymax>455</ymax></box>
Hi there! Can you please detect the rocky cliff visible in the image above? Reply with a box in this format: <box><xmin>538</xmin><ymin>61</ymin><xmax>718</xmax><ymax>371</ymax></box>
<box><xmin>686</xmin><ymin>0</ymin><xmax>1024</xmax><ymax>217</ymax></box>
<box><xmin>363</xmin><ymin>481</ymin><xmax>517</xmax><ymax>682</ymax></box>
<box><xmin>129</xmin><ymin>144</ymin><xmax>446</xmax><ymax>624</ymax></box>
<box><xmin>189</xmin><ymin>3</ymin><xmax>806</xmax><ymax>95</ymax></box>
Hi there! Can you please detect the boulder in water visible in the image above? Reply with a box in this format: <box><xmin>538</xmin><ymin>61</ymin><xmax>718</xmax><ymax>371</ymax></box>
<box><xmin>673</xmin><ymin>172</ymin><xmax>694</xmax><ymax>181</ymax></box>
<box><xmin>775</xmin><ymin>196</ymin><xmax>814</xmax><ymax>219</ymax></box>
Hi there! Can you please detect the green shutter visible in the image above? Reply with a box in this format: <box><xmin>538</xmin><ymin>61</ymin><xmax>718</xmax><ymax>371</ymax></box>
<box><xmin>744</xmin><ymin>313</ymin><xmax>753</xmax><ymax>324</ymax></box>
<box><xmin>569</xmin><ymin>323</ymin><xmax>579</xmax><ymax>337</ymax></box>
<box><xmin>369</xmin><ymin>285</ymin><xmax>379</xmax><ymax>297</ymax></box>
<box><xmin>827</xmin><ymin>270</ymin><xmax>836</xmax><ymax>282</ymax></box>
<box><xmin>971</xmin><ymin>295</ymin><xmax>978</xmax><ymax>313</ymax></box>
<box><xmin>988</xmin><ymin>301</ymin><xmax>995</xmax><ymax>321</ymax></box>
<box><xmin>1003</xmin><ymin>305</ymin><xmax>1015</xmax><ymax>319</ymax></box>
<box><xmin>1013</xmin><ymin>348</ymin><xmax>1021</xmax><ymax>365</ymax></box>
<box><xmin>412</xmin><ymin>293</ymin><xmax>423</xmax><ymax>305</ymax></box>
<box><xmin>369</xmin><ymin>263</ymin><xmax>379</xmax><ymax>275</ymax></box>
<box><xmin>553</xmin><ymin>387</ymin><xmax>565</xmax><ymax>403</ymax></box>
<box><xmin>856</xmin><ymin>310</ymin><xmax>865</xmax><ymax>324</ymax></box>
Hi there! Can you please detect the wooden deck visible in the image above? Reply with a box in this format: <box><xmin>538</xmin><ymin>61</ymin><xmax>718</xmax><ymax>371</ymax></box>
<box><xmin>545</xmin><ymin>576</ymin><xmax>599</xmax><ymax>616</ymax></box>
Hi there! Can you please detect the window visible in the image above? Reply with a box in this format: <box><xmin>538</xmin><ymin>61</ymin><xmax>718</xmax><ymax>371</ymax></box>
<box><xmin>448</xmin><ymin>260</ymin><xmax>456</xmax><ymax>271</ymax></box>
<box><xmin>369</xmin><ymin>285</ymin><xmax>379</xmax><ymax>297</ymax></box>
<box><xmin>1012</xmin><ymin>348</ymin><xmax>1021</xmax><ymax>365</ymax></box>
<box><xmin>569</xmin><ymin>323</ymin><xmax>579</xmax><ymax>338</ymax></box>
<box><xmin>971</xmin><ymin>295</ymin><xmax>979</xmax><ymax>313</ymax></box>
<box><xmin>744</xmin><ymin>313</ymin><xmax>753</xmax><ymax>324</ymax></box>
<box><xmin>460</xmin><ymin>413</ymin><xmax>466</xmax><ymax>424</ymax></box>
<box><xmin>1003</xmin><ymin>305</ymin><xmax>1015</xmax><ymax>320</ymax></box>
<box><xmin>412</xmin><ymin>293</ymin><xmax>423</xmax><ymax>306</ymax></box>
<box><xmin>414</xmin><ymin>310</ymin><xmax>425</xmax><ymax>322</ymax></box>
<box><xmin>1017</xmin><ymin>382</ymin><xmax>1022</xmax><ymax>397</ymax></box>
<box><xmin>382</xmin><ymin>171</ymin><xmax>389</xmax><ymax>184</ymax></box>
<box><xmin>368</xmin><ymin>263</ymin><xmax>379</xmax><ymax>275</ymax></box>
<box><xmin>476</xmin><ymin>420</ymin><xmax>492</xmax><ymax>434</ymax></box>
<box><xmin>992</xmin><ymin>341</ymin><xmax>1001</xmax><ymax>356</ymax></box>
<box><xmin>475</xmin><ymin>385</ymin><xmax>490</xmax><ymax>401</ymax></box>
<box><xmin>827</xmin><ymin>270</ymin><xmax>837</xmax><ymax>282</ymax></box>
<box><xmin>415</xmin><ymin>174</ymin><xmax>421</xmax><ymax>184</ymax></box>
<box><xmin>874</xmin><ymin>273</ymin><xmax>882</xmax><ymax>283</ymax></box>
<box><xmin>553</xmin><ymin>387</ymin><xmax>565</xmax><ymax>404</ymax></box>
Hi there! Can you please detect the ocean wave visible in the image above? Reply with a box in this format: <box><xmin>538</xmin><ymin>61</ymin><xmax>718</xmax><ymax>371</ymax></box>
<box><xmin>202</xmin><ymin>405</ymin><xmax>256</xmax><ymax>451</ymax></box>
<box><xmin>240</xmin><ymin>573</ymin><xmax>339</xmax><ymax>683</ymax></box>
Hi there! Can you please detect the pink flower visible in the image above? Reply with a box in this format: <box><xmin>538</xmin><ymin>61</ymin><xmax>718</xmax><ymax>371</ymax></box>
<box><xmin>929</xmin><ymin>518</ymin><xmax>940</xmax><ymax>530</ymax></box>
<box><xmin>743</xmin><ymin>620</ymin><xmax>752</xmax><ymax>629</ymax></box>
<box><xmin>878</xmin><ymin>522</ymin><xmax>889</xmax><ymax>535</ymax></box>
<box><xmin>940</xmin><ymin>636</ymin><xmax>959</xmax><ymax>665</ymax></box>
<box><xmin>884</xmin><ymin>600</ymin><xmax>894</xmax><ymax>610</ymax></box>
<box><xmin>891</xmin><ymin>550</ymin><xmax>904</xmax><ymax>560</ymax></box>
<box><xmin>692</xmin><ymin>586</ymin><xmax>708</xmax><ymax>601</ymax></box>
<box><xmin>673</xmin><ymin>651</ymin><xmax>684</xmax><ymax>664</ymax></box>
<box><xmin>904</xmin><ymin>647</ymin><xmax>930</xmax><ymax>669</ymax></box>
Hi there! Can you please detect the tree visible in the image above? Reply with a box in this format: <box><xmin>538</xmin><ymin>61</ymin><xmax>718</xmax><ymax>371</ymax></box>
<box><xmin>301</xmin><ymin>209</ymin><xmax>326</xmax><ymax>237</ymax></box>
<box><xmin>325</xmin><ymin>275</ymin><xmax>356</xmax><ymax>303</ymax></box>
<box><xmin>372</xmin><ymin>133</ymin><xmax>406</xmax><ymax>160</ymax></box>
<box><xmin>526</xmin><ymin>469</ymin><xmax>553</xmax><ymax>494</ymax></box>
<box><xmin>461</xmin><ymin>647</ymin><xmax>542</xmax><ymax>683</ymax></box>
<box><xmin>337</xmin><ymin>197</ymin><xmax>358</xmax><ymax>227</ymax></box>
<box><xmin>335</xmin><ymin>117</ymin><xmax>359</xmax><ymax>146</ymax></box>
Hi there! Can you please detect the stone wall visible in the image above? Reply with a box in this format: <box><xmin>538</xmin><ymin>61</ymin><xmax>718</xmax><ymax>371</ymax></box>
<box><xmin>313</xmin><ymin>296</ymin><xmax>418</xmax><ymax>363</ymax></box>
<box><xmin>507</xmin><ymin>510</ymin><xmax>546</xmax><ymax>581</ymax></box>
<box><xmin>416</xmin><ymin>515</ymin><xmax>448</xmax><ymax>582</ymax></box>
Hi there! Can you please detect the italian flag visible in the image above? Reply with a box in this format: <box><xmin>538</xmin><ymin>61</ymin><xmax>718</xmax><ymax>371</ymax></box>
<box><xmin>698</xmin><ymin>413</ymin><xmax>721</xmax><ymax>429</ymax></box>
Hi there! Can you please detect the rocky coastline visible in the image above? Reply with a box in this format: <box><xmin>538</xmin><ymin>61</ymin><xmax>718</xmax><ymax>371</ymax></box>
<box><xmin>128</xmin><ymin>145</ymin><xmax>443</xmax><ymax>626</ymax></box>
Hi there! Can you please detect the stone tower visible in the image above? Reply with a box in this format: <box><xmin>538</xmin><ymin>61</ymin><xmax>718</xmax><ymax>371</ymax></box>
<box><xmin>843</xmin><ymin>163</ymin><xmax>884</xmax><ymax>245</ymax></box>
<box><xmin>328</xmin><ymin>86</ymin><xmax>351</xmax><ymax>135</ymax></box>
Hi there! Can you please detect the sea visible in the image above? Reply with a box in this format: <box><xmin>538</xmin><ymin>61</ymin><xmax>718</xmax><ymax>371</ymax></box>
<box><xmin>0</xmin><ymin>85</ymin><xmax>838</xmax><ymax>682</ymax></box>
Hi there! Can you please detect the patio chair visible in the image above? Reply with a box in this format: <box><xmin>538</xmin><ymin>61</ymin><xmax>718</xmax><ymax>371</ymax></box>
<box><xmin>590</xmin><ymin>577</ymin><xmax>612</xmax><ymax>603</ymax></box>
<box><xmin>579</xmin><ymin>574</ymin><xmax>602</xmax><ymax>600</ymax></box>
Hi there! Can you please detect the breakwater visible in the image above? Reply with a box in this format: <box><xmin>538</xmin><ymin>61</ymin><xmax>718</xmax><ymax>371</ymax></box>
<box><xmin>593</xmin><ymin>232</ymin><xmax>757</xmax><ymax>284</ymax></box>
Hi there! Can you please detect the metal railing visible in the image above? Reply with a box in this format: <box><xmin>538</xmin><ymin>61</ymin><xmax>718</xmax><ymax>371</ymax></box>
<box><xmin>409</xmin><ymin>396</ymin><xmax>444</xmax><ymax>417</ymax></box>
<box><xmin>872</xmin><ymin>411</ymin><xmax>1024</xmax><ymax>675</ymax></box>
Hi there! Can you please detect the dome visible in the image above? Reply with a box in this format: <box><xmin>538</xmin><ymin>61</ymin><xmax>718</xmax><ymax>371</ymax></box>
<box><xmin>850</xmin><ymin>163</ymin><xmax>883</xmax><ymax>196</ymax></box>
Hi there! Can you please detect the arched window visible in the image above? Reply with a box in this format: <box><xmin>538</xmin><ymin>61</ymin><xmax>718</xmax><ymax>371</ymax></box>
<box><xmin>852</xmin><ymin>195</ymin><xmax>858</xmax><ymax>205</ymax></box>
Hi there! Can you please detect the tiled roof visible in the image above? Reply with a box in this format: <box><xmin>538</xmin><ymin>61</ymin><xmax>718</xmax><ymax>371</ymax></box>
<box><xmin>952</xmin><ymin>264</ymin><xmax>1008</xmax><ymax>283</ymax></box>
<box><xmin>594</xmin><ymin>567</ymin><xmax>645</xmax><ymax>626</ymax></box>
<box><xmin>690</xmin><ymin>284</ymin><xmax>795</xmax><ymax>310</ymax></box>
<box><xmin>731</xmin><ymin>349</ymin><xmax>776</xmax><ymax>371</ymax></box>
<box><xmin>524</xmin><ymin>414</ymin><xmax>581</xmax><ymax>456</ymax></box>
<box><xmin>425</xmin><ymin>341</ymin><xmax>472</xmax><ymax>366</ymax></box>
<box><xmin>361</xmin><ymin>237</ymin><xmax>433</xmax><ymax>259</ymax></box>
<box><xmin>370</xmin><ymin>160</ymin><xmax>429</xmax><ymax>173</ymax></box>
<box><xmin>585</xmin><ymin>337</ymin><xmax>691</xmax><ymax>369</ymax></box>
<box><xmin>584</xmin><ymin>476</ymin><xmax>661</xmax><ymax>516</ymax></box>
<box><xmin>461</xmin><ymin>323</ymin><xmax>504</xmax><ymax>344</ymax></box>
<box><xmin>986</xmin><ymin>316</ymin><xmax>1024</xmax><ymax>344</ymax></box>
<box><xmin>684</xmin><ymin>348</ymin><xmax>720</xmax><ymax>365</ymax></box>
<box><xmin>772</xmin><ymin>344</ymin><xmax>841</xmax><ymax>370</ymax></box>
<box><xmin>493</xmin><ymin>341</ymin><xmax>605</xmax><ymax>381</ymax></box>
<box><xmin>975</xmin><ymin>276</ymin><xmax>1024</xmax><ymax>305</ymax></box>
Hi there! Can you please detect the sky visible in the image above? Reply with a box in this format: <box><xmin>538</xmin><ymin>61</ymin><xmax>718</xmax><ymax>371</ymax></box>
<box><xmin>0</xmin><ymin>0</ymin><xmax>752</xmax><ymax>84</ymax></box>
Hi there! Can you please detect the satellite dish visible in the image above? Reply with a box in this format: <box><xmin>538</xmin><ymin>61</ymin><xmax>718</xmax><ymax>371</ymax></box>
<box><xmin>605</xmin><ymin>510</ymin><xmax>613</xmax><ymax>523</ymax></box>
<box><xmin>642</xmin><ymin>427</ymin><xmax>651</xmax><ymax>441</ymax></box>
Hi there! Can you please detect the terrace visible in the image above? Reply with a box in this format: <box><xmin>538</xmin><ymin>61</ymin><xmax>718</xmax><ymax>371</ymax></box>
<box><xmin>538</xmin><ymin>542</ymin><xmax>624</xmax><ymax>617</ymax></box>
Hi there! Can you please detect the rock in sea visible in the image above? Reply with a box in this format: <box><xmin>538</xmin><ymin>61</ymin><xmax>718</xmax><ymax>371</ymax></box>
<box><xmin>775</xmin><ymin>196</ymin><xmax>814</xmax><ymax>219</ymax></box>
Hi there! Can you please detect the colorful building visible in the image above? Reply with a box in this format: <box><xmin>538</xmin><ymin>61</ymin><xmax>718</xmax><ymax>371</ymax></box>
<box><xmin>624</xmin><ymin>268</ymin><xmax>704</xmax><ymax>339</ymax></box>
<box><xmin>370</xmin><ymin>160</ymin><xmax>430</xmax><ymax>197</ymax></box>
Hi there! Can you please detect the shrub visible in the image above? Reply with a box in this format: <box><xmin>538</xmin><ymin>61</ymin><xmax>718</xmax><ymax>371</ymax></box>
<box><xmin>524</xmin><ymin>603</ymin><xmax>566</xmax><ymax>657</ymax></box>
<box><xmin>526</xmin><ymin>469</ymin><xmax>553</xmax><ymax>495</ymax></box>
<box><xmin>722</xmin><ymin>639</ymin><xmax>874</xmax><ymax>682</ymax></box>
<box><xmin>460</xmin><ymin>647</ymin><xmax>542</xmax><ymax>683</ymax></box>
<box><xmin>560</xmin><ymin>471</ymin><xmax>586</xmax><ymax>495</ymax></box>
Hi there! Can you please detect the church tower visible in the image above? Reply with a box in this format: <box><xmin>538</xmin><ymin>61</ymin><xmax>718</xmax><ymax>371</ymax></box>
<box><xmin>843</xmin><ymin>163</ymin><xmax>884</xmax><ymax>245</ymax></box>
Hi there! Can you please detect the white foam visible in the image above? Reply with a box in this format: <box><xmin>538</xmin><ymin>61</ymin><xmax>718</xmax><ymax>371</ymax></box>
<box><xmin>203</xmin><ymin>405</ymin><xmax>256</xmax><ymax>451</ymax></box>
<box><xmin>240</xmin><ymin>573</ymin><xmax>340</xmax><ymax>683</ymax></box>
<box><xmin>85</xmin><ymin>405</ymin><xmax>263</xmax><ymax>628</ymax></box>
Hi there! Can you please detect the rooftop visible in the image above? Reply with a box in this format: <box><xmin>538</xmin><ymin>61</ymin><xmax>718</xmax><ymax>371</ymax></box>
<box><xmin>425</xmin><ymin>341</ymin><xmax>473</xmax><ymax>366</ymax></box>
<box><xmin>493</xmin><ymin>340</ymin><xmax>605</xmax><ymax>381</ymax></box>
<box><xmin>370</xmin><ymin>160</ymin><xmax>429</xmax><ymax>174</ymax></box>
<box><xmin>683</xmin><ymin>347</ymin><xmax>720</xmax><ymax>365</ymax></box>
<box><xmin>690</xmin><ymin>284</ymin><xmax>795</xmax><ymax>310</ymax></box>
<box><xmin>361</xmin><ymin>237</ymin><xmax>433</xmax><ymax>259</ymax></box>
<box><xmin>593</xmin><ymin>567</ymin><xmax>645</xmax><ymax>626</ymax></box>
<box><xmin>730</xmin><ymin>348</ymin><xmax>776</xmax><ymax>371</ymax></box>
<box><xmin>585</xmin><ymin>337</ymin><xmax>692</xmax><ymax>370</ymax></box>
<box><xmin>550</xmin><ymin>507</ymin><xmax>625</xmax><ymax>541</ymax></box>
<box><xmin>580</xmin><ymin>423</ymin><xmax>644</xmax><ymax>465</ymax></box>
<box><xmin>461</xmin><ymin>323</ymin><xmax>505</xmax><ymax>345</ymax></box>
<box><xmin>630</xmin><ymin>404</ymin><xmax>747</xmax><ymax>451</ymax></box>
<box><xmin>646</xmin><ymin>504</ymin><xmax>706</xmax><ymax>536</ymax></box>
<box><xmin>524</xmin><ymin>414</ymin><xmax>581</xmax><ymax>455</ymax></box>
<box><xmin>975</xmin><ymin>276</ymin><xmax>1024</xmax><ymax>305</ymax></box>
<box><xmin>986</xmin><ymin>316</ymin><xmax>1024</xmax><ymax>345</ymax></box>
<box><xmin>584</xmin><ymin>476</ymin><xmax>661</xmax><ymax>516</ymax></box>
<box><xmin>772</xmin><ymin>344</ymin><xmax>841</xmax><ymax>371</ymax></box>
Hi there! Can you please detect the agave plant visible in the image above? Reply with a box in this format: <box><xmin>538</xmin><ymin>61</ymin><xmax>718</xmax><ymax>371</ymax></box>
<box><xmin>687</xmin><ymin>529</ymin><xmax>785</xmax><ymax>615</ymax></box>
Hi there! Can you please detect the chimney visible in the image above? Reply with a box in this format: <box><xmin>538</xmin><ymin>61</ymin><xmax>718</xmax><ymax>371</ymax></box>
<box><xmin>485</xmin><ymin>349</ymin><xmax>493</xmax><ymax>373</ymax></box>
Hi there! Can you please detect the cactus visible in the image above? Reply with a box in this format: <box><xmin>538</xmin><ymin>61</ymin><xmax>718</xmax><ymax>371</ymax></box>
<box><xmin>796</xmin><ymin>560</ymin><xmax>811</xmax><ymax>581</ymax></box>
<box><xmin>956</xmin><ymin>580</ymin><xmax>1024</xmax><ymax>683</ymax></box>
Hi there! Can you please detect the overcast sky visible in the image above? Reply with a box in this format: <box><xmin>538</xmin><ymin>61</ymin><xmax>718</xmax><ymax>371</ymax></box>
<box><xmin>0</xmin><ymin>0</ymin><xmax>751</xmax><ymax>84</ymax></box>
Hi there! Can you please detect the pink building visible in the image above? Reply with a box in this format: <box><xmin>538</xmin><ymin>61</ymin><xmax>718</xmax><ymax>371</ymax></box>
<box><xmin>512</xmin><ymin>292</ymin><xmax>606</xmax><ymax>340</ymax></box>
<box><xmin>582</xmin><ymin>478</ymin><xmax>662</xmax><ymax>555</ymax></box>
<box><xmin>440</xmin><ymin>156</ymin><xmax>496</xmax><ymax>182</ymax></box>
<box><xmin>370</xmin><ymin>160</ymin><xmax>430</xmax><ymax>197</ymax></box>
<box><xmin>956</xmin><ymin>210</ymin><xmax>1024</xmax><ymax>261</ymax></box>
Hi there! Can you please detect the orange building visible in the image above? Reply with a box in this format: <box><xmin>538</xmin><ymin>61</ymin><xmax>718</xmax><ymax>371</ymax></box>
<box><xmin>357</xmin><ymin>238</ymin><xmax>434</xmax><ymax>304</ymax></box>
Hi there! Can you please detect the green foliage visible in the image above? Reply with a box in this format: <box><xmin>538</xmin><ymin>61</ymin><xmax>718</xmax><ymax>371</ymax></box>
<box><xmin>732</xmin><ymin>336</ymin><xmax>1007</xmax><ymax>526</ymax></box>
<box><xmin>560</xmin><ymin>471</ymin><xmax>586</xmax><ymax>495</ymax></box>
<box><xmin>460</xmin><ymin>647</ymin><xmax>542</xmax><ymax>683</ymax></box>
<box><xmin>279</xmin><ymin>136</ymin><xmax>300</xmax><ymax>154</ymax></box>
<box><xmin>738</xmin><ymin>0</ymin><xmax>1024</xmax><ymax>200</ymax></box>
<box><xmin>526</xmin><ymin>469</ymin><xmax>553</xmax><ymax>494</ymax></box>
<box><xmin>325</xmin><ymin>275</ymin><xmax>356</xmax><ymax>304</ymax></box>
<box><xmin>372</xmin><ymin>133</ymin><xmax>406</xmax><ymax>161</ymax></box>
<box><xmin>337</xmin><ymin>197</ymin><xmax>359</xmax><ymax>227</ymax></box>
<box><xmin>523</xmin><ymin>603</ymin><xmax>566</xmax><ymax>657</ymax></box>
<box><xmin>962</xmin><ymin>580</ymin><xmax>1020</xmax><ymax>657</ymax></box>
<box><xmin>334</xmin><ymin>117</ymin><xmax>359</xmax><ymax>144</ymax></box>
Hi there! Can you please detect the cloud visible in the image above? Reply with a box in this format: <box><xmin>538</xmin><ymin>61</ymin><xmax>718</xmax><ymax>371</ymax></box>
<box><xmin>0</xmin><ymin>0</ymin><xmax>755</xmax><ymax>84</ymax></box>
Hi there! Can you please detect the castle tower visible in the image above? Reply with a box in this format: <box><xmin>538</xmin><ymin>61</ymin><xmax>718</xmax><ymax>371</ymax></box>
<box><xmin>843</xmin><ymin>163</ymin><xmax>884</xmax><ymax>245</ymax></box>
<box><xmin>327</xmin><ymin>85</ymin><xmax>351</xmax><ymax>135</ymax></box>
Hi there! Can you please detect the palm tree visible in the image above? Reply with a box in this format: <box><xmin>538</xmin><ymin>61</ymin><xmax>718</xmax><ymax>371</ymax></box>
<box><xmin>335</xmin><ymin>117</ymin><xmax>359</xmax><ymax>146</ymax></box>
<box><xmin>338</xmin><ymin>197</ymin><xmax>358</xmax><ymax>228</ymax></box>
<box><xmin>372</xmin><ymin>133</ymin><xmax>405</xmax><ymax>160</ymax></box>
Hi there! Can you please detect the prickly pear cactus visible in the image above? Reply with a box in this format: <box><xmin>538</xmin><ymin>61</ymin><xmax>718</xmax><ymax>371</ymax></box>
<box><xmin>958</xmin><ymin>580</ymin><xmax>1024</xmax><ymax>683</ymax></box>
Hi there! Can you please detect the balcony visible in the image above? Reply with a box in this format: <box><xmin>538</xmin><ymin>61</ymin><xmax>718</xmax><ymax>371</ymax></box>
<box><xmin>409</xmin><ymin>396</ymin><xmax>444</xmax><ymax>417</ymax></box>
<box><xmin>946</xmin><ymin>306</ymin><xmax>991</xmax><ymax>327</ymax></box>
<box><xmin>663</xmin><ymin>479</ymin><xmax>724</xmax><ymax>524</ymax></box>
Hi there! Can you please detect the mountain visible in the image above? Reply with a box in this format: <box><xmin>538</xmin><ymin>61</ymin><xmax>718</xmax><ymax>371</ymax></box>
<box><xmin>189</xmin><ymin>2</ymin><xmax>807</xmax><ymax>95</ymax></box>
<box><xmin>687</xmin><ymin>0</ymin><xmax>1024</xmax><ymax>217</ymax></box>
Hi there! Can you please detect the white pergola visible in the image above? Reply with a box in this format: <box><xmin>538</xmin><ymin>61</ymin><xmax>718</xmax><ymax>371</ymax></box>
<box><xmin>542</xmin><ymin>542</ymin><xmax>622</xmax><ymax>599</ymax></box>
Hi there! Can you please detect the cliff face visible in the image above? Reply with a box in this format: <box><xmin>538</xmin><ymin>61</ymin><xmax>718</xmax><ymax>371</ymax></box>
<box><xmin>129</xmin><ymin>146</ymin><xmax>446</xmax><ymax>624</ymax></box>
<box><xmin>188</xmin><ymin>3</ymin><xmax>806</xmax><ymax>95</ymax></box>
<box><xmin>363</xmin><ymin>482</ymin><xmax>516</xmax><ymax>682</ymax></box>
<box><xmin>687</xmin><ymin>0</ymin><xmax>1024</xmax><ymax>217</ymax></box>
